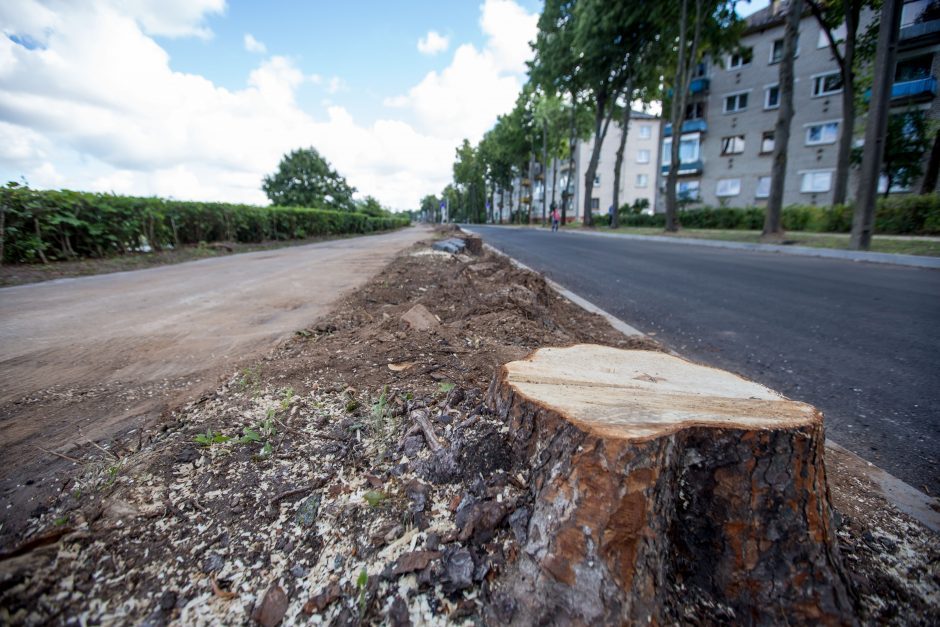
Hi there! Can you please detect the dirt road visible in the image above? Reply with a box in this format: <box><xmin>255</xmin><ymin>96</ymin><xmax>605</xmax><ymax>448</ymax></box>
<box><xmin>0</xmin><ymin>227</ymin><xmax>428</xmax><ymax>530</ymax></box>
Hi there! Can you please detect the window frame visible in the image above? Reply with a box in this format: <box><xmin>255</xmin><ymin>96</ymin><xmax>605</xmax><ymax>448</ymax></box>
<box><xmin>677</xmin><ymin>180</ymin><xmax>701</xmax><ymax>201</ymax></box>
<box><xmin>800</xmin><ymin>170</ymin><xmax>833</xmax><ymax>193</ymax></box>
<box><xmin>727</xmin><ymin>47</ymin><xmax>753</xmax><ymax>70</ymax></box>
<box><xmin>770</xmin><ymin>35</ymin><xmax>800</xmax><ymax>64</ymax></box>
<box><xmin>760</xmin><ymin>130</ymin><xmax>775</xmax><ymax>154</ymax></box>
<box><xmin>723</xmin><ymin>90</ymin><xmax>750</xmax><ymax>113</ymax></box>
<box><xmin>811</xmin><ymin>71</ymin><xmax>843</xmax><ymax>97</ymax></box>
<box><xmin>635</xmin><ymin>173</ymin><xmax>649</xmax><ymax>188</ymax></box>
<box><xmin>716</xmin><ymin>178</ymin><xmax>742</xmax><ymax>197</ymax></box>
<box><xmin>636</xmin><ymin>149</ymin><xmax>651</xmax><ymax>164</ymax></box>
<box><xmin>805</xmin><ymin>121</ymin><xmax>840</xmax><ymax>146</ymax></box>
<box><xmin>637</xmin><ymin>125</ymin><xmax>652</xmax><ymax>139</ymax></box>
<box><xmin>755</xmin><ymin>175</ymin><xmax>772</xmax><ymax>198</ymax></box>
<box><xmin>720</xmin><ymin>135</ymin><xmax>746</xmax><ymax>156</ymax></box>
<box><xmin>764</xmin><ymin>84</ymin><xmax>780</xmax><ymax>109</ymax></box>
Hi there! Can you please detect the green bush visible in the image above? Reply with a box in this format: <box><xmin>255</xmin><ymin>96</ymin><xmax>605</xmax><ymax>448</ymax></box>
<box><xmin>0</xmin><ymin>185</ymin><xmax>410</xmax><ymax>264</ymax></box>
<box><xmin>875</xmin><ymin>194</ymin><xmax>940</xmax><ymax>234</ymax></box>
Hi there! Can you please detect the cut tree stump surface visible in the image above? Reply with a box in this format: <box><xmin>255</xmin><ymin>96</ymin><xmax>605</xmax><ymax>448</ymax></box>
<box><xmin>501</xmin><ymin>344</ymin><xmax>820</xmax><ymax>441</ymax></box>
<box><xmin>489</xmin><ymin>344</ymin><xmax>855</xmax><ymax>625</ymax></box>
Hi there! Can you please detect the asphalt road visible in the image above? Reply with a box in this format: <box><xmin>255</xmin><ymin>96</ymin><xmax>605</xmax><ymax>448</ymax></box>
<box><xmin>471</xmin><ymin>225</ymin><xmax>940</xmax><ymax>494</ymax></box>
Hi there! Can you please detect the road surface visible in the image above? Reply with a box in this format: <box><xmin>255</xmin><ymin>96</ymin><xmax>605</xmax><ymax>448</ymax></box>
<box><xmin>471</xmin><ymin>225</ymin><xmax>940</xmax><ymax>494</ymax></box>
<box><xmin>0</xmin><ymin>227</ymin><xmax>428</xmax><ymax>538</ymax></box>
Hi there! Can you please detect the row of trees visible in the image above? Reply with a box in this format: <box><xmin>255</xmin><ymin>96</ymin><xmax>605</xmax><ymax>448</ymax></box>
<box><xmin>431</xmin><ymin>0</ymin><xmax>928</xmax><ymax>250</ymax></box>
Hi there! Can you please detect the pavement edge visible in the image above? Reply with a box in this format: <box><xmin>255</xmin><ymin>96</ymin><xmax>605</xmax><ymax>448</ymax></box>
<box><xmin>467</xmin><ymin>228</ymin><xmax>940</xmax><ymax>534</ymax></box>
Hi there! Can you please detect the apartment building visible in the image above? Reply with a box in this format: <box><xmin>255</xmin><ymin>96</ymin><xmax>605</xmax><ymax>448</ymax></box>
<box><xmin>657</xmin><ymin>0</ymin><xmax>939</xmax><ymax>210</ymax></box>
<box><xmin>492</xmin><ymin>113</ymin><xmax>662</xmax><ymax>223</ymax></box>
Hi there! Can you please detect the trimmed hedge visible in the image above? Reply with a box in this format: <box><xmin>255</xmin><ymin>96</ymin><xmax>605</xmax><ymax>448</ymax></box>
<box><xmin>0</xmin><ymin>186</ymin><xmax>410</xmax><ymax>264</ymax></box>
<box><xmin>615</xmin><ymin>194</ymin><xmax>940</xmax><ymax>235</ymax></box>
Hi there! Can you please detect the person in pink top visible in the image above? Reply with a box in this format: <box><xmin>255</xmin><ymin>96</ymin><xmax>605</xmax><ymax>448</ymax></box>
<box><xmin>551</xmin><ymin>206</ymin><xmax>560</xmax><ymax>232</ymax></box>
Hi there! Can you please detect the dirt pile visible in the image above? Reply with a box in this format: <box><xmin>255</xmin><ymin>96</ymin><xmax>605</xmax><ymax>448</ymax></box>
<box><xmin>1</xmin><ymin>235</ymin><xmax>936</xmax><ymax>625</ymax></box>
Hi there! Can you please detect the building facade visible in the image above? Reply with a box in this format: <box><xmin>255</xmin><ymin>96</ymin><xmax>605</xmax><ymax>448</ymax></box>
<box><xmin>492</xmin><ymin>112</ymin><xmax>662</xmax><ymax>223</ymax></box>
<box><xmin>657</xmin><ymin>0</ymin><xmax>939</xmax><ymax>211</ymax></box>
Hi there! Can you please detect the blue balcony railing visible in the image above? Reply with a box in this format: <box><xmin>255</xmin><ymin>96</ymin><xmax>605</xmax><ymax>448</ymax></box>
<box><xmin>892</xmin><ymin>77</ymin><xmax>937</xmax><ymax>99</ymax></box>
<box><xmin>663</xmin><ymin>119</ymin><xmax>707</xmax><ymax>137</ymax></box>
<box><xmin>689</xmin><ymin>77</ymin><xmax>710</xmax><ymax>94</ymax></box>
<box><xmin>661</xmin><ymin>159</ymin><xmax>704</xmax><ymax>175</ymax></box>
<box><xmin>900</xmin><ymin>19</ymin><xmax>940</xmax><ymax>42</ymax></box>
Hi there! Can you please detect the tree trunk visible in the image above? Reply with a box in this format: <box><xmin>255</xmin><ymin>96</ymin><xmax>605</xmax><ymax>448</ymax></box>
<box><xmin>665</xmin><ymin>0</ymin><xmax>700</xmax><ymax>233</ymax></box>
<box><xmin>612</xmin><ymin>98</ymin><xmax>633</xmax><ymax>230</ymax></box>
<box><xmin>550</xmin><ymin>157</ymin><xmax>558</xmax><ymax>215</ymax></box>
<box><xmin>834</xmin><ymin>3</ymin><xmax>858</xmax><ymax>205</ymax></box>
<box><xmin>853</xmin><ymin>0</ymin><xmax>903</xmax><ymax>250</ymax></box>
<box><xmin>33</xmin><ymin>218</ymin><xmax>48</xmax><ymax>264</ymax></box>
<box><xmin>542</xmin><ymin>119</ymin><xmax>549</xmax><ymax>226</ymax></box>
<box><xmin>920</xmin><ymin>130</ymin><xmax>940</xmax><ymax>194</ymax></box>
<box><xmin>764</xmin><ymin>0</ymin><xmax>804</xmax><ymax>242</ymax></box>
<box><xmin>488</xmin><ymin>344</ymin><xmax>855</xmax><ymax>626</ymax></box>
<box><xmin>0</xmin><ymin>200</ymin><xmax>5</xmax><ymax>266</ymax></box>
<box><xmin>564</xmin><ymin>93</ymin><xmax>577</xmax><ymax>226</ymax></box>
<box><xmin>582</xmin><ymin>94</ymin><xmax>613</xmax><ymax>228</ymax></box>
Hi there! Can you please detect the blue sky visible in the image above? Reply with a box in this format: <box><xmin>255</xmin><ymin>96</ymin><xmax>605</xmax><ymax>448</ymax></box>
<box><xmin>0</xmin><ymin>0</ymin><xmax>766</xmax><ymax>210</ymax></box>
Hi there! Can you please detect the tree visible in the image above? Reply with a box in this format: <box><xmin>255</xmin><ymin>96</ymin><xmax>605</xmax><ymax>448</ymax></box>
<box><xmin>419</xmin><ymin>194</ymin><xmax>440</xmax><ymax>223</ymax></box>
<box><xmin>262</xmin><ymin>148</ymin><xmax>356</xmax><ymax>211</ymax></box>
<box><xmin>453</xmin><ymin>139</ymin><xmax>486</xmax><ymax>223</ymax></box>
<box><xmin>764</xmin><ymin>0</ymin><xmax>805</xmax><ymax>242</ymax></box>
<box><xmin>662</xmin><ymin>0</ymin><xmax>740</xmax><ymax>232</ymax></box>
<box><xmin>853</xmin><ymin>109</ymin><xmax>932</xmax><ymax>197</ymax></box>
<box><xmin>356</xmin><ymin>195</ymin><xmax>389</xmax><ymax>217</ymax></box>
<box><xmin>807</xmin><ymin>0</ymin><xmax>878</xmax><ymax>205</ymax></box>
<box><xmin>853</xmin><ymin>0</ymin><xmax>903</xmax><ymax>249</ymax></box>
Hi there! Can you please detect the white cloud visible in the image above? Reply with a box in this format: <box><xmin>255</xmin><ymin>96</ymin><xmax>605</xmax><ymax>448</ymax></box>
<box><xmin>0</xmin><ymin>0</ymin><xmax>538</xmax><ymax>209</ymax></box>
<box><xmin>417</xmin><ymin>30</ymin><xmax>449</xmax><ymax>55</ymax></box>
<box><xmin>243</xmin><ymin>33</ymin><xmax>266</xmax><ymax>54</ymax></box>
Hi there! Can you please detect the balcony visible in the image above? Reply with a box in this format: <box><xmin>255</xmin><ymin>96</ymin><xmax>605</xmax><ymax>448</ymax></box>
<box><xmin>663</xmin><ymin>119</ymin><xmax>707</xmax><ymax>137</ymax></box>
<box><xmin>900</xmin><ymin>19</ymin><xmax>940</xmax><ymax>43</ymax></box>
<box><xmin>892</xmin><ymin>76</ymin><xmax>937</xmax><ymax>101</ymax></box>
<box><xmin>689</xmin><ymin>77</ymin><xmax>710</xmax><ymax>94</ymax></box>
<box><xmin>661</xmin><ymin>159</ymin><xmax>704</xmax><ymax>176</ymax></box>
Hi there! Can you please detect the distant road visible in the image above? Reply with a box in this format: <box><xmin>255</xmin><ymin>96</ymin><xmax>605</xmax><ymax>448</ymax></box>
<box><xmin>471</xmin><ymin>225</ymin><xmax>940</xmax><ymax>494</ymax></box>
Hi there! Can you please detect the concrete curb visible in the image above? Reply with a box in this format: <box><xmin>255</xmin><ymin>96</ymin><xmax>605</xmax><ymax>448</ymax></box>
<box><xmin>467</xmin><ymin>227</ymin><xmax>940</xmax><ymax>534</ymax></box>
<box><xmin>479</xmin><ymin>224</ymin><xmax>940</xmax><ymax>269</ymax></box>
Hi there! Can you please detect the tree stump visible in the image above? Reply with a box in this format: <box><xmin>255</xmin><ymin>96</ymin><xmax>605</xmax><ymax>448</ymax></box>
<box><xmin>488</xmin><ymin>344</ymin><xmax>855</xmax><ymax>625</ymax></box>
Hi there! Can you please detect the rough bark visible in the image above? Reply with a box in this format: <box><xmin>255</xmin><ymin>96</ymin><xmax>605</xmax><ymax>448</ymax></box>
<box><xmin>853</xmin><ymin>0</ymin><xmax>903</xmax><ymax>250</ymax></box>
<box><xmin>550</xmin><ymin>157</ymin><xmax>558</xmax><ymax>216</ymax></box>
<box><xmin>764</xmin><ymin>0</ymin><xmax>804</xmax><ymax>242</ymax></box>
<box><xmin>582</xmin><ymin>94</ymin><xmax>613</xmax><ymax>228</ymax></box>
<box><xmin>920</xmin><ymin>129</ymin><xmax>940</xmax><ymax>194</ymax></box>
<box><xmin>612</xmin><ymin>99</ymin><xmax>633</xmax><ymax>229</ymax></box>
<box><xmin>542</xmin><ymin>119</ymin><xmax>549</xmax><ymax>225</ymax></box>
<box><xmin>488</xmin><ymin>345</ymin><xmax>855</xmax><ymax>626</ymax></box>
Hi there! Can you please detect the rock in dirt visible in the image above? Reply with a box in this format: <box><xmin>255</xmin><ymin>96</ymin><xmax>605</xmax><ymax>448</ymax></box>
<box><xmin>444</xmin><ymin>549</ymin><xmax>474</xmax><ymax>591</ymax></box>
<box><xmin>389</xmin><ymin>595</ymin><xmax>411</xmax><ymax>627</ymax></box>
<box><xmin>401</xmin><ymin>304</ymin><xmax>440</xmax><ymax>332</ymax></box>
<box><xmin>201</xmin><ymin>553</ymin><xmax>224</xmax><ymax>574</ymax></box>
<box><xmin>390</xmin><ymin>550</ymin><xmax>442</xmax><ymax>575</ymax></box>
<box><xmin>303</xmin><ymin>583</ymin><xmax>342</xmax><ymax>614</ymax></box>
<box><xmin>432</xmin><ymin>238</ymin><xmax>467</xmax><ymax>254</ymax></box>
<box><xmin>294</xmin><ymin>493</ymin><xmax>321</xmax><ymax>527</ymax></box>
<box><xmin>252</xmin><ymin>585</ymin><xmax>288</xmax><ymax>627</ymax></box>
<box><xmin>405</xmin><ymin>479</ymin><xmax>429</xmax><ymax>513</ymax></box>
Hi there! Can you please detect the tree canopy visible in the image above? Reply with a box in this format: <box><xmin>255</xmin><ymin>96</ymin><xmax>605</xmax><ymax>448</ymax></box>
<box><xmin>263</xmin><ymin>147</ymin><xmax>356</xmax><ymax>211</ymax></box>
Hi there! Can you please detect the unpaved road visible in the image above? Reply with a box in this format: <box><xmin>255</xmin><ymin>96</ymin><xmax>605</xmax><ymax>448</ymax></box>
<box><xmin>0</xmin><ymin>228</ymin><xmax>428</xmax><ymax>538</ymax></box>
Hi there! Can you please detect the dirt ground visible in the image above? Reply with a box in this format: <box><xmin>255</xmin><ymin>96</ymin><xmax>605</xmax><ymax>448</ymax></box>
<box><xmin>0</xmin><ymin>229</ymin><xmax>936</xmax><ymax>625</ymax></box>
<box><xmin>0</xmin><ymin>227</ymin><xmax>429</xmax><ymax>551</ymax></box>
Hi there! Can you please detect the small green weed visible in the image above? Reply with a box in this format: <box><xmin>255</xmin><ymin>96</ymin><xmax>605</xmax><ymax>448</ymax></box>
<box><xmin>195</xmin><ymin>429</ymin><xmax>231</xmax><ymax>446</ymax></box>
<box><xmin>237</xmin><ymin>365</ymin><xmax>262</xmax><ymax>392</ymax></box>
<box><xmin>53</xmin><ymin>515</ymin><xmax>69</xmax><ymax>526</ymax></box>
<box><xmin>438</xmin><ymin>381</ymin><xmax>455</xmax><ymax>395</ymax></box>
<box><xmin>356</xmin><ymin>569</ymin><xmax>369</xmax><ymax>616</ymax></box>
<box><xmin>363</xmin><ymin>490</ymin><xmax>385</xmax><ymax>507</ymax></box>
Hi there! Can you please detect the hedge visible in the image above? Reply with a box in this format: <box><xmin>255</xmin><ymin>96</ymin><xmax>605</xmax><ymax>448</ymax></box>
<box><xmin>614</xmin><ymin>194</ymin><xmax>940</xmax><ymax>235</ymax></box>
<box><xmin>0</xmin><ymin>186</ymin><xmax>410</xmax><ymax>264</ymax></box>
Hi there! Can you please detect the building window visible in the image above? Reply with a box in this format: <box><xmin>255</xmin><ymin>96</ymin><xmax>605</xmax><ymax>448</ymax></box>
<box><xmin>806</xmin><ymin>122</ymin><xmax>839</xmax><ymax>145</ymax></box>
<box><xmin>593</xmin><ymin>174</ymin><xmax>601</xmax><ymax>187</ymax></box>
<box><xmin>686</xmin><ymin>101</ymin><xmax>706</xmax><ymax>120</ymax></box>
<box><xmin>636</xmin><ymin>149</ymin><xmax>651</xmax><ymax>164</ymax></box>
<box><xmin>716</xmin><ymin>178</ymin><xmax>742</xmax><ymax>197</ymax></box>
<box><xmin>723</xmin><ymin>92</ymin><xmax>749</xmax><ymax>113</ymax></box>
<box><xmin>662</xmin><ymin>133</ymin><xmax>701</xmax><ymax>165</ymax></box>
<box><xmin>638</xmin><ymin>125</ymin><xmax>652</xmax><ymax>139</ymax></box>
<box><xmin>901</xmin><ymin>0</ymin><xmax>931</xmax><ymax>28</ymax></box>
<box><xmin>801</xmin><ymin>170</ymin><xmax>832</xmax><ymax>193</ymax></box>
<box><xmin>677</xmin><ymin>180</ymin><xmax>700</xmax><ymax>201</ymax></box>
<box><xmin>636</xmin><ymin>174</ymin><xmax>649</xmax><ymax>188</ymax></box>
<box><xmin>812</xmin><ymin>72</ymin><xmax>843</xmax><ymax>96</ymax></box>
<box><xmin>720</xmin><ymin>135</ymin><xmax>746</xmax><ymax>155</ymax></box>
<box><xmin>591</xmin><ymin>197</ymin><xmax>600</xmax><ymax>210</ymax></box>
<box><xmin>760</xmin><ymin>131</ymin><xmax>775</xmax><ymax>154</ymax></box>
<box><xmin>727</xmin><ymin>47</ymin><xmax>753</xmax><ymax>69</ymax></box>
<box><xmin>895</xmin><ymin>55</ymin><xmax>933</xmax><ymax>82</ymax></box>
<box><xmin>770</xmin><ymin>35</ymin><xmax>799</xmax><ymax>63</ymax></box>
<box><xmin>765</xmin><ymin>84</ymin><xmax>780</xmax><ymax>109</ymax></box>
<box><xmin>756</xmin><ymin>176</ymin><xmax>772</xmax><ymax>198</ymax></box>
<box><xmin>692</xmin><ymin>61</ymin><xmax>708</xmax><ymax>78</ymax></box>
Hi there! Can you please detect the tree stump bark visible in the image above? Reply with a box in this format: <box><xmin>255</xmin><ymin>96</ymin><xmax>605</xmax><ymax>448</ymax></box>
<box><xmin>488</xmin><ymin>344</ymin><xmax>855</xmax><ymax>625</ymax></box>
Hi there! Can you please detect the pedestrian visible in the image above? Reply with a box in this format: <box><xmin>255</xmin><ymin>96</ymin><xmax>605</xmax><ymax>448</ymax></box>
<box><xmin>551</xmin><ymin>206</ymin><xmax>560</xmax><ymax>232</ymax></box>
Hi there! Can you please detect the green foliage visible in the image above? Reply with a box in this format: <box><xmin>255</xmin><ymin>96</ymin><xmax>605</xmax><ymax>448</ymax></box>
<box><xmin>356</xmin><ymin>195</ymin><xmax>390</xmax><ymax>217</ymax></box>
<box><xmin>195</xmin><ymin>429</ymin><xmax>231</xmax><ymax>446</ymax></box>
<box><xmin>356</xmin><ymin>568</ymin><xmax>369</xmax><ymax>616</ymax></box>
<box><xmin>363</xmin><ymin>490</ymin><xmax>385</xmax><ymax>507</ymax></box>
<box><xmin>0</xmin><ymin>184</ymin><xmax>409</xmax><ymax>264</ymax></box>
<box><xmin>614</xmin><ymin>196</ymin><xmax>940</xmax><ymax>235</ymax></box>
<box><xmin>262</xmin><ymin>147</ymin><xmax>356</xmax><ymax>211</ymax></box>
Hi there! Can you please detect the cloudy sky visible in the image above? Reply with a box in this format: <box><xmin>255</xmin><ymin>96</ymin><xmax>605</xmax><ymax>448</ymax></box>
<box><xmin>0</xmin><ymin>0</ymin><xmax>541</xmax><ymax>210</ymax></box>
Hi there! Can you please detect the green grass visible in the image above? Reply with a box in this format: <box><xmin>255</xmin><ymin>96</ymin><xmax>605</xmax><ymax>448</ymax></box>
<box><xmin>590</xmin><ymin>226</ymin><xmax>940</xmax><ymax>257</ymax></box>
